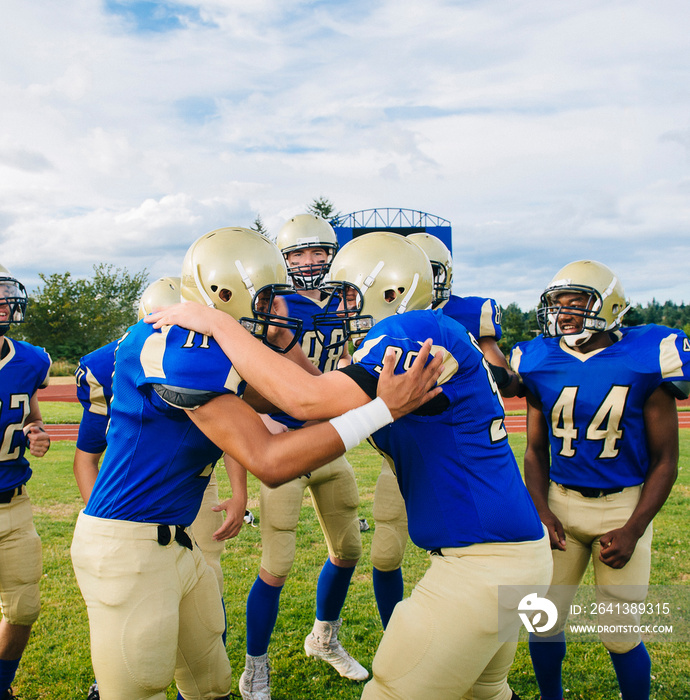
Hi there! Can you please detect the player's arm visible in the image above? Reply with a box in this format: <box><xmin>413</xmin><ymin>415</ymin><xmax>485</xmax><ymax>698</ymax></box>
<box><xmin>599</xmin><ymin>385</ymin><xmax>679</xmax><ymax>569</ymax></box>
<box><xmin>187</xmin><ymin>346</ymin><xmax>441</xmax><ymax>487</ymax></box>
<box><xmin>337</xmin><ymin>342</ymin><xmax>353</xmax><ymax>369</ymax></box>
<box><xmin>210</xmin><ymin>453</ymin><xmax>249</xmax><ymax>541</ymax></box>
<box><xmin>188</xmin><ymin>391</ymin><xmax>359</xmax><ymax>487</ymax></box>
<box><xmin>73</xmin><ymin>448</ymin><xmax>103</xmax><ymax>504</ymax></box>
<box><xmin>147</xmin><ymin>302</ymin><xmax>443</xmax><ymax>421</ymax></box>
<box><xmin>23</xmin><ymin>392</ymin><xmax>50</xmax><ymax>458</ymax></box>
<box><xmin>523</xmin><ymin>393</ymin><xmax>566</xmax><ymax>550</ymax></box>
<box><xmin>477</xmin><ymin>336</ymin><xmax>520</xmax><ymax>398</ymax></box>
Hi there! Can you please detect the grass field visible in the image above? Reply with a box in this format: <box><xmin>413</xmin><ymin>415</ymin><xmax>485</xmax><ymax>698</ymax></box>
<box><xmin>13</xmin><ymin>423</ymin><xmax>690</xmax><ymax>699</ymax></box>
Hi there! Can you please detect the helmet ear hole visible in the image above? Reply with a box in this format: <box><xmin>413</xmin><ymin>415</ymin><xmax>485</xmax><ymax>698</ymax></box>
<box><xmin>384</xmin><ymin>288</ymin><xmax>405</xmax><ymax>303</ymax></box>
<box><xmin>219</xmin><ymin>289</ymin><xmax>232</xmax><ymax>302</ymax></box>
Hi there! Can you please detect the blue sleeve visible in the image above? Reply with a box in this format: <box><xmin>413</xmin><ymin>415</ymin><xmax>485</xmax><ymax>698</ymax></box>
<box><xmin>76</xmin><ymin>412</ymin><xmax>109</xmax><ymax>454</ymax></box>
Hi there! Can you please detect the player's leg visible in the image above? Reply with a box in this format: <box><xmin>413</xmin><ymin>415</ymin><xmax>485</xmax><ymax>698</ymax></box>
<box><xmin>461</xmin><ymin>640</ymin><xmax>518</xmax><ymax>700</ymax></box>
<box><xmin>591</xmin><ymin>486</ymin><xmax>653</xmax><ymax>700</ymax></box>
<box><xmin>190</xmin><ymin>472</ymin><xmax>225</xmax><ymax>595</ymax></box>
<box><xmin>0</xmin><ymin>491</ymin><xmax>41</xmax><ymax>697</ymax></box>
<box><xmin>71</xmin><ymin>514</ymin><xmax>193</xmax><ymax>700</ymax></box>
<box><xmin>304</xmin><ymin>456</ymin><xmax>367</xmax><ymax>680</ymax></box>
<box><xmin>362</xmin><ymin>534</ymin><xmax>552</xmax><ymax>699</ymax></box>
<box><xmin>186</xmin><ymin>473</ymin><xmax>227</xmax><ymax>698</ymax></box>
<box><xmin>174</xmin><ymin>545</ymin><xmax>232</xmax><ymax>700</ymax></box>
<box><xmin>240</xmin><ymin>478</ymin><xmax>304</xmax><ymax>700</ymax></box>
<box><xmin>529</xmin><ymin>484</ymin><xmax>593</xmax><ymax>700</ymax></box>
<box><xmin>370</xmin><ymin>458</ymin><xmax>408</xmax><ymax>628</ymax></box>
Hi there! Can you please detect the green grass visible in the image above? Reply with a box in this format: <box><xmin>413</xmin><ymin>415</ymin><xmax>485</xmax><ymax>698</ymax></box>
<box><xmin>39</xmin><ymin>402</ymin><xmax>83</xmax><ymax>424</ymax></box>
<box><xmin>13</xmin><ymin>435</ymin><xmax>690</xmax><ymax>699</ymax></box>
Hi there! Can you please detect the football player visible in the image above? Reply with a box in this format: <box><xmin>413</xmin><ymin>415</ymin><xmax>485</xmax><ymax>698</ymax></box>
<box><xmin>148</xmin><ymin>232</ymin><xmax>552</xmax><ymax>700</ymax></box>
<box><xmin>73</xmin><ymin>276</ymin><xmax>249</xmax><ymax>700</ymax></box>
<box><xmin>0</xmin><ymin>265</ymin><xmax>51</xmax><ymax>700</ymax></box>
<box><xmin>237</xmin><ymin>214</ymin><xmax>367</xmax><ymax>700</ymax></box>
<box><xmin>510</xmin><ymin>260</ymin><xmax>689</xmax><ymax>700</ymax></box>
<box><xmin>71</xmin><ymin>228</ymin><xmax>443</xmax><ymax>700</ymax></box>
<box><xmin>368</xmin><ymin>231</ymin><xmax>520</xmax><ymax>628</ymax></box>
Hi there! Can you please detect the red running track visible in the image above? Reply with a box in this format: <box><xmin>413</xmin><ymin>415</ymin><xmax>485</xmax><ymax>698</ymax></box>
<box><xmin>40</xmin><ymin>383</ymin><xmax>690</xmax><ymax>441</ymax></box>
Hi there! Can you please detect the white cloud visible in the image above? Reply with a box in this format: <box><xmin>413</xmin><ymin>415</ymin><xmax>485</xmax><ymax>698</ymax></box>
<box><xmin>1</xmin><ymin>0</ymin><xmax>689</xmax><ymax>309</ymax></box>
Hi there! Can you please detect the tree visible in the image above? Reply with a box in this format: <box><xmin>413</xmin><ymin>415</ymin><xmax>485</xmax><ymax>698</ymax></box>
<box><xmin>251</xmin><ymin>214</ymin><xmax>269</xmax><ymax>238</ymax></box>
<box><xmin>16</xmin><ymin>264</ymin><xmax>148</xmax><ymax>363</ymax></box>
<box><xmin>498</xmin><ymin>303</ymin><xmax>538</xmax><ymax>356</ymax></box>
<box><xmin>308</xmin><ymin>196</ymin><xmax>342</xmax><ymax>225</ymax></box>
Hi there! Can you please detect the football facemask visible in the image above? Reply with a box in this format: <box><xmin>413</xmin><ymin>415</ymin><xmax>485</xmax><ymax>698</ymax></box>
<box><xmin>537</xmin><ymin>260</ymin><xmax>630</xmax><ymax>347</ymax></box>
<box><xmin>407</xmin><ymin>233</ymin><xmax>453</xmax><ymax>307</ymax></box>
<box><xmin>312</xmin><ymin>281</ymin><xmax>375</xmax><ymax>349</ymax></box>
<box><xmin>240</xmin><ymin>284</ymin><xmax>303</xmax><ymax>354</ymax></box>
<box><xmin>277</xmin><ymin>214</ymin><xmax>339</xmax><ymax>290</ymax></box>
<box><xmin>0</xmin><ymin>271</ymin><xmax>28</xmax><ymax>336</ymax></box>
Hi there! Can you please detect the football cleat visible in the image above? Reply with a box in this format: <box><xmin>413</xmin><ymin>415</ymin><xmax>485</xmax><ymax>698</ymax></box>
<box><xmin>239</xmin><ymin>653</ymin><xmax>271</xmax><ymax>700</ymax></box>
<box><xmin>304</xmin><ymin>618</ymin><xmax>369</xmax><ymax>681</ymax></box>
<box><xmin>87</xmin><ymin>681</ymin><xmax>99</xmax><ymax>700</ymax></box>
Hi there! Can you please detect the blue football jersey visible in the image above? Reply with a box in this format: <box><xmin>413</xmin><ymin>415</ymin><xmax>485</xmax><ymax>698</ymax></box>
<box><xmin>0</xmin><ymin>338</ymin><xmax>51</xmax><ymax>490</ymax></box>
<box><xmin>349</xmin><ymin>309</ymin><xmax>543</xmax><ymax>550</ymax></box>
<box><xmin>75</xmin><ymin>340</ymin><xmax>118</xmax><ymax>454</ymax></box>
<box><xmin>286</xmin><ymin>293</ymin><xmax>346</xmax><ymax>373</ymax></box>
<box><xmin>85</xmin><ymin>321</ymin><xmax>246</xmax><ymax>526</ymax></box>
<box><xmin>440</xmin><ymin>295</ymin><xmax>502</xmax><ymax>340</ymax></box>
<box><xmin>511</xmin><ymin>325</ymin><xmax>690</xmax><ymax>489</ymax></box>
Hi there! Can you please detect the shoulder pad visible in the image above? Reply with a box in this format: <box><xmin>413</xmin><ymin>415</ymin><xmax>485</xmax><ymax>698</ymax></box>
<box><xmin>664</xmin><ymin>380</ymin><xmax>690</xmax><ymax>401</ymax></box>
<box><xmin>153</xmin><ymin>384</ymin><xmax>225</xmax><ymax>410</ymax></box>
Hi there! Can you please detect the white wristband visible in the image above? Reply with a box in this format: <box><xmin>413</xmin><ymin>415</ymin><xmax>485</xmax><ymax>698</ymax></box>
<box><xmin>329</xmin><ymin>397</ymin><xmax>394</xmax><ymax>451</ymax></box>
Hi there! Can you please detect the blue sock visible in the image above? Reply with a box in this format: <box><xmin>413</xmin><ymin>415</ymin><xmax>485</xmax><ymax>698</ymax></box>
<box><xmin>609</xmin><ymin>643</ymin><xmax>651</xmax><ymax>700</ymax></box>
<box><xmin>372</xmin><ymin>567</ymin><xmax>404</xmax><ymax>629</ymax></box>
<box><xmin>315</xmin><ymin>559</ymin><xmax>355</xmax><ymax>622</ymax></box>
<box><xmin>0</xmin><ymin>658</ymin><xmax>20</xmax><ymax>694</ymax></box>
<box><xmin>528</xmin><ymin>632</ymin><xmax>566</xmax><ymax>700</ymax></box>
<box><xmin>245</xmin><ymin>577</ymin><xmax>283</xmax><ymax>657</ymax></box>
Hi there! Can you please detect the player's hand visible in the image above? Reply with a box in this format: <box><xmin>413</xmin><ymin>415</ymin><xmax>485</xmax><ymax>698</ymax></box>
<box><xmin>212</xmin><ymin>497</ymin><xmax>248</xmax><ymax>541</ymax></box>
<box><xmin>599</xmin><ymin>526</ymin><xmax>638</xmax><ymax>569</ymax></box>
<box><xmin>539</xmin><ymin>508</ymin><xmax>566</xmax><ymax>551</ymax></box>
<box><xmin>145</xmin><ymin>301</ymin><xmax>224</xmax><ymax>337</ymax></box>
<box><xmin>24</xmin><ymin>424</ymin><xmax>50</xmax><ymax>458</ymax></box>
<box><xmin>376</xmin><ymin>338</ymin><xmax>444</xmax><ymax>420</ymax></box>
<box><xmin>260</xmin><ymin>414</ymin><xmax>289</xmax><ymax>434</ymax></box>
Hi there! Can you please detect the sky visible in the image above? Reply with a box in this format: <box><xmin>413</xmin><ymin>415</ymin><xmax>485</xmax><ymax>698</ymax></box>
<box><xmin>2</xmin><ymin>0</ymin><xmax>689</xmax><ymax>310</ymax></box>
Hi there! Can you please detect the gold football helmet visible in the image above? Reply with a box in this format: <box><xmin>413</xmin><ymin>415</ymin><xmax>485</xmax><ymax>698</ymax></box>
<box><xmin>0</xmin><ymin>264</ymin><xmax>28</xmax><ymax>335</ymax></box>
<box><xmin>407</xmin><ymin>233</ymin><xmax>453</xmax><ymax>306</ymax></box>
<box><xmin>316</xmin><ymin>232</ymin><xmax>433</xmax><ymax>343</ymax></box>
<box><xmin>537</xmin><ymin>260</ymin><xmax>630</xmax><ymax>347</ymax></box>
<box><xmin>137</xmin><ymin>276</ymin><xmax>181</xmax><ymax>321</ymax></box>
<box><xmin>276</xmin><ymin>214</ymin><xmax>338</xmax><ymax>289</ymax></box>
<box><xmin>180</xmin><ymin>227</ymin><xmax>301</xmax><ymax>350</ymax></box>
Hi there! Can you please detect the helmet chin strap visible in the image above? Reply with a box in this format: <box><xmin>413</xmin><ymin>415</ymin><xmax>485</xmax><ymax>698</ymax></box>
<box><xmin>563</xmin><ymin>329</ymin><xmax>594</xmax><ymax>347</ymax></box>
<box><xmin>397</xmin><ymin>273</ymin><xmax>420</xmax><ymax>314</ymax></box>
<box><xmin>235</xmin><ymin>260</ymin><xmax>256</xmax><ymax>299</ymax></box>
<box><xmin>193</xmin><ymin>263</ymin><xmax>216</xmax><ymax>308</ymax></box>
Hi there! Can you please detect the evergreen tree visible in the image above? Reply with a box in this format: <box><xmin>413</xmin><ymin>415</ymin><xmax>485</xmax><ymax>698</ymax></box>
<box><xmin>308</xmin><ymin>196</ymin><xmax>342</xmax><ymax>225</ymax></box>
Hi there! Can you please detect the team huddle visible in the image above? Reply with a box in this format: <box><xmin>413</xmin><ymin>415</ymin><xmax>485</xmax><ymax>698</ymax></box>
<box><xmin>0</xmin><ymin>215</ymin><xmax>688</xmax><ymax>700</ymax></box>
